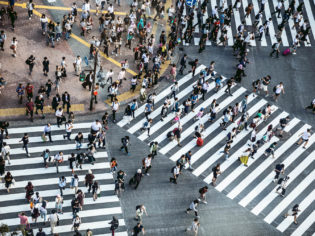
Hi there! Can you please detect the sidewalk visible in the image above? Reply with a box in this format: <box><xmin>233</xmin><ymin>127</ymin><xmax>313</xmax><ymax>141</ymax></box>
<box><xmin>106</xmin><ymin>124</ymin><xmax>282</xmax><ymax>236</ymax></box>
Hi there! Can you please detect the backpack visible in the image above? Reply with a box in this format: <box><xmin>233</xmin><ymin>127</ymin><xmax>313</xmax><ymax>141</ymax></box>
<box><xmin>273</xmin><ymin>86</ymin><xmax>277</xmax><ymax>93</ymax></box>
<box><xmin>277</xmin><ymin>178</ymin><xmax>284</xmax><ymax>185</ymax></box>
<box><xmin>136</xmin><ymin>205</ymin><xmax>141</xmax><ymax>210</ymax></box>
<box><xmin>131</xmin><ymin>103</ymin><xmax>136</xmax><ymax>110</ymax></box>
<box><xmin>199</xmin><ymin>188</ymin><xmax>204</xmax><ymax>194</ymax></box>
<box><xmin>238</xmin><ymin>25</ymin><xmax>242</xmax><ymax>31</ymax></box>
<box><xmin>272</xmin><ymin>43</ymin><xmax>277</xmax><ymax>49</ymax></box>
<box><xmin>196</xmin><ymin>137</ymin><xmax>204</xmax><ymax>146</ymax></box>
<box><xmin>149</xmin><ymin>142</ymin><xmax>154</xmax><ymax>147</ymax></box>
<box><xmin>171</xmin><ymin>166</ymin><xmax>175</xmax><ymax>173</ymax></box>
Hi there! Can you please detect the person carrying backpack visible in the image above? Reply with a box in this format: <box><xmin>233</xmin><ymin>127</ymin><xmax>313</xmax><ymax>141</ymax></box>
<box><xmin>170</xmin><ymin>164</ymin><xmax>180</xmax><ymax>184</ymax></box>
<box><xmin>120</xmin><ymin>136</ymin><xmax>130</xmax><ymax>156</ymax></box>
<box><xmin>150</xmin><ymin>142</ymin><xmax>158</xmax><ymax>159</ymax></box>
<box><xmin>276</xmin><ymin>175</ymin><xmax>289</xmax><ymax>197</ymax></box>
<box><xmin>109</xmin><ymin>216</ymin><xmax>119</xmax><ymax>235</ymax></box>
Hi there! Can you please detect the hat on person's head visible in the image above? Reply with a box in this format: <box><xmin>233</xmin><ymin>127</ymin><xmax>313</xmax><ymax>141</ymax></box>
<box><xmin>137</xmin><ymin>169</ymin><xmax>142</xmax><ymax>174</ymax></box>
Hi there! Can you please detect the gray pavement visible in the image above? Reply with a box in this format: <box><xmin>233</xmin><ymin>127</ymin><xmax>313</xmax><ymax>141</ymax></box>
<box><xmin>107</xmin><ymin>123</ymin><xmax>283</xmax><ymax>236</ymax></box>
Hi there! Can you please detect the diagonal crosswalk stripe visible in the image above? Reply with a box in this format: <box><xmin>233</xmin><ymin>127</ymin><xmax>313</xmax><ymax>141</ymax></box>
<box><xmin>277</xmin><ymin>189</ymin><xmax>315</xmax><ymax>232</ymax></box>
<box><xmin>239</xmin><ymin>135</ymin><xmax>315</xmax><ymax>208</ymax></box>
<box><xmin>226</xmin><ymin>119</ymin><xmax>303</xmax><ymax>199</ymax></box>
<box><xmin>163</xmin><ymin>87</ymin><xmax>246</xmax><ymax>157</ymax></box>
<box><xmin>264</xmin><ymin>169</ymin><xmax>315</xmax><ymax>224</ymax></box>
<box><xmin>118</xmin><ymin>66</ymin><xmax>206</xmax><ymax>127</ymax></box>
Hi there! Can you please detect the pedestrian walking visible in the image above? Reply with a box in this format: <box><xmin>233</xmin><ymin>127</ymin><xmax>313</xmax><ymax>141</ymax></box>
<box><xmin>54</xmin><ymin>151</ymin><xmax>63</xmax><ymax>173</ymax></box>
<box><xmin>85</xmin><ymin>169</ymin><xmax>95</xmax><ymax>193</ymax></box>
<box><xmin>120</xmin><ymin>136</ymin><xmax>130</xmax><ymax>155</ymax></box>
<box><xmin>58</xmin><ymin>176</ymin><xmax>66</xmax><ymax>196</ymax></box>
<box><xmin>18</xmin><ymin>212</ymin><xmax>30</xmax><ymax>235</ymax></box>
<box><xmin>149</xmin><ymin>141</ymin><xmax>158</xmax><ymax>159</ymax></box>
<box><xmin>142</xmin><ymin>154</ymin><xmax>152</xmax><ymax>176</ymax></box>
<box><xmin>48</xmin><ymin>210</ymin><xmax>58</xmax><ymax>234</ymax></box>
<box><xmin>179</xmin><ymin>54</ymin><xmax>187</xmax><ymax>75</ymax></box>
<box><xmin>25</xmin><ymin>181</ymin><xmax>34</xmax><ymax>202</ymax></box>
<box><xmin>109</xmin><ymin>216</ymin><xmax>119</xmax><ymax>236</ymax></box>
<box><xmin>26</xmin><ymin>55</ymin><xmax>35</xmax><ymax>76</ymax></box>
<box><xmin>41</xmin><ymin>149</ymin><xmax>50</xmax><ymax>168</ymax></box>
<box><xmin>273</xmin><ymin>163</ymin><xmax>285</xmax><ymax>182</ymax></box>
<box><xmin>296</xmin><ymin>129</ymin><xmax>311</xmax><ymax>148</ymax></box>
<box><xmin>4</xmin><ymin>171</ymin><xmax>14</xmax><ymax>193</ymax></box>
<box><xmin>62</xmin><ymin>91</ymin><xmax>71</xmax><ymax>114</ymax></box>
<box><xmin>239</xmin><ymin>148</ymin><xmax>251</xmax><ymax>167</ymax></box>
<box><xmin>186</xmin><ymin>218</ymin><xmax>200</xmax><ymax>236</ymax></box>
<box><xmin>270</xmin><ymin>39</ymin><xmax>281</xmax><ymax>58</ymax></box>
<box><xmin>278</xmin><ymin>116</ymin><xmax>290</xmax><ymax>138</ymax></box>
<box><xmin>186</xmin><ymin>200</ymin><xmax>200</xmax><ymax>218</ymax></box>
<box><xmin>43</xmin><ymin>123</ymin><xmax>52</xmax><ymax>142</ymax></box>
<box><xmin>198</xmin><ymin>186</ymin><xmax>208</xmax><ymax>204</ymax></box>
<box><xmin>264</xmin><ymin>142</ymin><xmax>277</xmax><ymax>158</ymax></box>
<box><xmin>126</xmin><ymin>166</ymin><xmax>141</xmax><ymax>188</ymax></box>
<box><xmin>63</xmin><ymin>120</ymin><xmax>73</xmax><ymax>140</ymax></box>
<box><xmin>275</xmin><ymin>175</ymin><xmax>290</xmax><ymax>197</ymax></box>
<box><xmin>42</xmin><ymin>57</ymin><xmax>49</xmax><ymax>76</ymax></box>
<box><xmin>72</xmin><ymin>215</ymin><xmax>81</xmax><ymax>231</ymax></box>
<box><xmin>1</xmin><ymin>142</ymin><xmax>11</xmax><ymax>165</ymax></box>
<box><xmin>284</xmin><ymin>204</ymin><xmax>300</xmax><ymax>224</ymax></box>
<box><xmin>55</xmin><ymin>194</ymin><xmax>63</xmax><ymax>214</ymax></box>
<box><xmin>132</xmin><ymin>222</ymin><xmax>145</xmax><ymax>236</ymax></box>
<box><xmin>135</xmin><ymin>205</ymin><xmax>148</xmax><ymax>222</ymax></box>
<box><xmin>273</xmin><ymin>82</ymin><xmax>285</xmax><ymax>102</ymax></box>
<box><xmin>26</xmin><ymin>98</ymin><xmax>34</xmax><ymax>122</ymax></box>
<box><xmin>212</xmin><ymin>163</ymin><xmax>221</xmax><ymax>186</ymax></box>
<box><xmin>92</xmin><ymin>181</ymin><xmax>100</xmax><ymax>201</ymax></box>
<box><xmin>111</xmin><ymin>98</ymin><xmax>119</xmax><ymax>123</ymax></box>
<box><xmin>170</xmin><ymin>163</ymin><xmax>180</xmax><ymax>184</ymax></box>
<box><xmin>19</xmin><ymin>133</ymin><xmax>30</xmax><ymax>157</ymax></box>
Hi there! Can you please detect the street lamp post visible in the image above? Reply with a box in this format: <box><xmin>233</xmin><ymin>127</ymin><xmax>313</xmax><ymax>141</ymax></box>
<box><xmin>89</xmin><ymin>49</ymin><xmax>98</xmax><ymax>111</ymax></box>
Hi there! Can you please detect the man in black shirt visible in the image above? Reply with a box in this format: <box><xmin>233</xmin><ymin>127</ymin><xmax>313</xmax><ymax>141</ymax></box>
<box><xmin>133</xmin><ymin>223</ymin><xmax>145</xmax><ymax>236</ymax></box>
<box><xmin>179</xmin><ymin>54</ymin><xmax>187</xmax><ymax>75</ymax></box>
<box><xmin>279</xmin><ymin>116</ymin><xmax>290</xmax><ymax>138</ymax></box>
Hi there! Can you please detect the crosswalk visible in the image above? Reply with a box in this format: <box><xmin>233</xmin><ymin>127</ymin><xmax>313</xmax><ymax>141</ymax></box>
<box><xmin>0</xmin><ymin>123</ymin><xmax>127</xmax><ymax>235</ymax></box>
<box><xmin>182</xmin><ymin>0</ymin><xmax>315</xmax><ymax>47</ymax></box>
<box><xmin>118</xmin><ymin>65</ymin><xmax>315</xmax><ymax>235</ymax></box>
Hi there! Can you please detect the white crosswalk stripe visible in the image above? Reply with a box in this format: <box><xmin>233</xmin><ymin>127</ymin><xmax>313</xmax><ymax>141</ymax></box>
<box><xmin>0</xmin><ymin>123</ymin><xmax>127</xmax><ymax>235</ymax></box>
<box><xmin>119</xmin><ymin>64</ymin><xmax>314</xmax><ymax>234</ymax></box>
<box><xmin>181</xmin><ymin>0</ymin><xmax>314</xmax><ymax>47</ymax></box>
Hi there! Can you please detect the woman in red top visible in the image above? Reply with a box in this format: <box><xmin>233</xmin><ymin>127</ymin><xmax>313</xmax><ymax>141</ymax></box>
<box><xmin>25</xmin><ymin>181</ymin><xmax>34</xmax><ymax>202</ymax></box>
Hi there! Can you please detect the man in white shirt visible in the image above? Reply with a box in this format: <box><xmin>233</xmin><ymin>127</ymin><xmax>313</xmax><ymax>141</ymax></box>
<box><xmin>1</xmin><ymin>142</ymin><xmax>11</xmax><ymax>165</ymax></box>
<box><xmin>118</xmin><ymin>68</ymin><xmax>126</xmax><ymax>87</ymax></box>
<box><xmin>55</xmin><ymin>108</ymin><xmax>63</xmax><ymax>127</ymax></box>
<box><xmin>170</xmin><ymin>163</ymin><xmax>180</xmax><ymax>184</ymax></box>
<box><xmin>186</xmin><ymin>218</ymin><xmax>200</xmax><ymax>235</ymax></box>
<box><xmin>63</xmin><ymin>121</ymin><xmax>73</xmax><ymax>140</ymax></box>
<box><xmin>274</xmin><ymin>82</ymin><xmax>285</xmax><ymax>102</ymax></box>
<box><xmin>106</xmin><ymin>69</ymin><xmax>114</xmax><ymax>84</ymax></box>
<box><xmin>296</xmin><ymin>129</ymin><xmax>311</xmax><ymax>148</ymax></box>
<box><xmin>74</xmin><ymin>55</ymin><xmax>82</xmax><ymax>76</ymax></box>
<box><xmin>143</xmin><ymin>155</ymin><xmax>152</xmax><ymax>176</ymax></box>
<box><xmin>54</xmin><ymin>152</ymin><xmax>64</xmax><ymax>173</ymax></box>
<box><xmin>91</xmin><ymin>120</ymin><xmax>102</xmax><ymax>134</ymax></box>
<box><xmin>43</xmin><ymin>123</ymin><xmax>53</xmax><ymax>142</ymax></box>
<box><xmin>49</xmin><ymin>210</ymin><xmax>58</xmax><ymax>234</ymax></box>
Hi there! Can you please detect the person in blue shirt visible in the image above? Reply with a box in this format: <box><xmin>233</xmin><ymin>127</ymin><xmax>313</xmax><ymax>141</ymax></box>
<box><xmin>191</xmin><ymin>93</ymin><xmax>198</xmax><ymax>112</ymax></box>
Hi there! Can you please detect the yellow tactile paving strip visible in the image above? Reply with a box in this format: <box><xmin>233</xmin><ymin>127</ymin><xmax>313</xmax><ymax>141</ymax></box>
<box><xmin>0</xmin><ymin>1</ymin><xmax>126</xmax><ymax>15</ymax></box>
<box><xmin>0</xmin><ymin>104</ymin><xmax>84</xmax><ymax>117</ymax></box>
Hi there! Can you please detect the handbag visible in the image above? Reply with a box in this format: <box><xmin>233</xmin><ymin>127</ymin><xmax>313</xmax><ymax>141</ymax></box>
<box><xmin>41</xmin><ymin>134</ymin><xmax>47</xmax><ymax>142</ymax></box>
<box><xmin>57</xmin><ymin>215</ymin><xmax>60</xmax><ymax>226</ymax></box>
<box><xmin>10</xmin><ymin>45</ymin><xmax>15</xmax><ymax>50</ymax></box>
